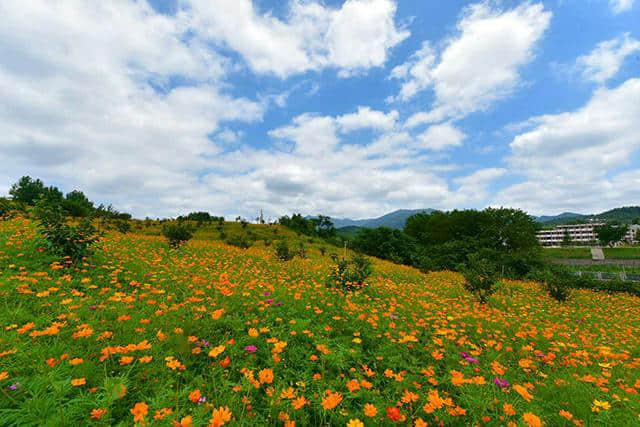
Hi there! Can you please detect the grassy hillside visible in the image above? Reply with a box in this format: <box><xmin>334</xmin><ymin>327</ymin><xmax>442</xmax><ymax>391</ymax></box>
<box><xmin>1</xmin><ymin>216</ymin><xmax>639</xmax><ymax>425</ymax></box>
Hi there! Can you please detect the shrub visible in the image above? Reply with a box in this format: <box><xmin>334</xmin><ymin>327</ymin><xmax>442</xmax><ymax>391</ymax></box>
<box><xmin>275</xmin><ymin>240</ymin><xmax>294</xmax><ymax>261</ymax></box>
<box><xmin>319</xmin><ymin>246</ymin><xmax>326</xmax><ymax>256</ymax></box>
<box><xmin>115</xmin><ymin>220</ymin><xmax>131</xmax><ymax>234</ymax></box>
<box><xmin>326</xmin><ymin>253</ymin><xmax>373</xmax><ymax>291</ymax></box>
<box><xmin>162</xmin><ymin>223</ymin><xmax>193</xmax><ymax>248</ymax></box>
<box><xmin>35</xmin><ymin>202</ymin><xmax>99</xmax><ymax>264</ymax></box>
<box><xmin>538</xmin><ymin>270</ymin><xmax>570</xmax><ymax>302</ymax></box>
<box><xmin>458</xmin><ymin>253</ymin><xmax>497</xmax><ymax>304</ymax></box>
<box><xmin>226</xmin><ymin>234</ymin><xmax>252</xmax><ymax>249</ymax></box>
<box><xmin>297</xmin><ymin>242</ymin><xmax>307</xmax><ymax>259</ymax></box>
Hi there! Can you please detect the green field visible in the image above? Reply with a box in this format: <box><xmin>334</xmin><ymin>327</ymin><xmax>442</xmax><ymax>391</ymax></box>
<box><xmin>543</xmin><ymin>247</ymin><xmax>640</xmax><ymax>259</ymax></box>
<box><xmin>1</xmin><ymin>217</ymin><xmax>639</xmax><ymax>426</ymax></box>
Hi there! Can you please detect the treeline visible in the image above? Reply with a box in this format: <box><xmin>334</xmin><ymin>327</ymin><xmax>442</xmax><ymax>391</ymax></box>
<box><xmin>351</xmin><ymin>208</ymin><xmax>543</xmax><ymax>278</ymax></box>
<box><xmin>278</xmin><ymin>214</ymin><xmax>337</xmax><ymax>240</ymax></box>
<box><xmin>177</xmin><ymin>211</ymin><xmax>224</xmax><ymax>223</ymax></box>
<box><xmin>2</xmin><ymin>176</ymin><xmax>130</xmax><ymax>219</ymax></box>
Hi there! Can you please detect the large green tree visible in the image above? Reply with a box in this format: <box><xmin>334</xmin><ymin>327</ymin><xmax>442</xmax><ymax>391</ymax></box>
<box><xmin>595</xmin><ymin>224</ymin><xmax>628</xmax><ymax>246</ymax></box>
<box><xmin>9</xmin><ymin>176</ymin><xmax>46</xmax><ymax>205</ymax></box>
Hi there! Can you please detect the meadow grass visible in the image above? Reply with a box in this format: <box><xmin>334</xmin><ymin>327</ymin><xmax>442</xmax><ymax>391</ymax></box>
<box><xmin>0</xmin><ymin>216</ymin><xmax>639</xmax><ymax>426</ymax></box>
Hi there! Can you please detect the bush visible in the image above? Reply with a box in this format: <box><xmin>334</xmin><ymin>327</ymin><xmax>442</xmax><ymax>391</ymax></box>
<box><xmin>326</xmin><ymin>253</ymin><xmax>373</xmax><ymax>291</ymax></box>
<box><xmin>162</xmin><ymin>223</ymin><xmax>193</xmax><ymax>248</ymax></box>
<box><xmin>458</xmin><ymin>253</ymin><xmax>497</xmax><ymax>304</ymax></box>
<box><xmin>115</xmin><ymin>220</ymin><xmax>131</xmax><ymax>234</ymax></box>
<box><xmin>297</xmin><ymin>242</ymin><xmax>307</xmax><ymax>259</ymax></box>
<box><xmin>275</xmin><ymin>240</ymin><xmax>294</xmax><ymax>261</ymax></box>
<box><xmin>319</xmin><ymin>246</ymin><xmax>326</xmax><ymax>256</ymax></box>
<box><xmin>0</xmin><ymin>197</ymin><xmax>22</xmax><ymax>218</ymax></box>
<box><xmin>35</xmin><ymin>202</ymin><xmax>99</xmax><ymax>264</ymax></box>
<box><xmin>538</xmin><ymin>270</ymin><xmax>570</xmax><ymax>302</ymax></box>
<box><xmin>226</xmin><ymin>234</ymin><xmax>252</xmax><ymax>249</ymax></box>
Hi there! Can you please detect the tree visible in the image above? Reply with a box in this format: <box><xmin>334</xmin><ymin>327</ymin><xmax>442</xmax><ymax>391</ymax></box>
<box><xmin>561</xmin><ymin>229</ymin><xmax>572</xmax><ymax>247</ymax></box>
<box><xmin>63</xmin><ymin>190</ymin><xmax>94</xmax><ymax>217</ymax></box>
<box><xmin>595</xmin><ymin>224</ymin><xmax>628</xmax><ymax>247</ymax></box>
<box><xmin>315</xmin><ymin>215</ymin><xmax>336</xmax><ymax>239</ymax></box>
<box><xmin>404</xmin><ymin>208</ymin><xmax>541</xmax><ymax>276</ymax></box>
<box><xmin>458</xmin><ymin>253</ymin><xmax>497</xmax><ymax>304</ymax></box>
<box><xmin>9</xmin><ymin>176</ymin><xmax>46</xmax><ymax>205</ymax></box>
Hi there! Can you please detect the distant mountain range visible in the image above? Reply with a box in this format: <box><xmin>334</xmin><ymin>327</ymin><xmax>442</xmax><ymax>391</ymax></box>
<box><xmin>322</xmin><ymin>209</ymin><xmax>434</xmax><ymax>230</ymax></box>
<box><xmin>325</xmin><ymin>206</ymin><xmax>640</xmax><ymax>232</ymax></box>
<box><xmin>534</xmin><ymin>206</ymin><xmax>640</xmax><ymax>226</ymax></box>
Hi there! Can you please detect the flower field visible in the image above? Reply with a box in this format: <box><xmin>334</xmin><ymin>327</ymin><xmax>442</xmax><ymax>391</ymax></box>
<box><xmin>0</xmin><ymin>217</ymin><xmax>639</xmax><ymax>426</ymax></box>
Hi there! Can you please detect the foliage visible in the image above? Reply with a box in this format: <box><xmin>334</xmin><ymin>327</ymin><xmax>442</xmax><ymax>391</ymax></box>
<box><xmin>9</xmin><ymin>176</ymin><xmax>46</xmax><ymax>205</ymax></box>
<box><xmin>1</xmin><ymin>217</ymin><xmax>640</xmax><ymax>425</ymax></box>
<box><xmin>352</xmin><ymin>227</ymin><xmax>417</xmax><ymax>266</ymax></box>
<box><xmin>278</xmin><ymin>213</ymin><xmax>336</xmax><ymax>240</ymax></box>
<box><xmin>162</xmin><ymin>223</ymin><xmax>194</xmax><ymax>248</ymax></box>
<box><xmin>561</xmin><ymin>229</ymin><xmax>572</xmax><ymax>247</ymax></box>
<box><xmin>225</xmin><ymin>234</ymin><xmax>252</xmax><ymax>249</ymax></box>
<box><xmin>595</xmin><ymin>223</ymin><xmax>629</xmax><ymax>246</ymax></box>
<box><xmin>405</xmin><ymin>208</ymin><xmax>542</xmax><ymax>277</ymax></box>
<box><xmin>326</xmin><ymin>253</ymin><xmax>373</xmax><ymax>291</ymax></box>
<box><xmin>63</xmin><ymin>190</ymin><xmax>94</xmax><ymax>217</ymax></box>
<box><xmin>275</xmin><ymin>240</ymin><xmax>294</xmax><ymax>261</ymax></box>
<box><xmin>34</xmin><ymin>201</ymin><xmax>99</xmax><ymax>264</ymax></box>
<box><xmin>115</xmin><ymin>220</ymin><xmax>131</xmax><ymax>234</ymax></box>
<box><xmin>178</xmin><ymin>211</ymin><xmax>224</xmax><ymax>222</ymax></box>
<box><xmin>458</xmin><ymin>253</ymin><xmax>497</xmax><ymax>303</ymax></box>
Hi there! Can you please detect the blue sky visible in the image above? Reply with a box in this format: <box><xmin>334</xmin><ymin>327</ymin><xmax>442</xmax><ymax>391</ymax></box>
<box><xmin>1</xmin><ymin>0</ymin><xmax>639</xmax><ymax>220</ymax></box>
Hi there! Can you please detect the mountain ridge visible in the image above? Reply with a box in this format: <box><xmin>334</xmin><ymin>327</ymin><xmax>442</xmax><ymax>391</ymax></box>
<box><xmin>324</xmin><ymin>206</ymin><xmax>640</xmax><ymax>231</ymax></box>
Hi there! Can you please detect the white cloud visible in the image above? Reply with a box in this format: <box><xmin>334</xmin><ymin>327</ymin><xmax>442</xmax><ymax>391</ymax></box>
<box><xmin>575</xmin><ymin>33</ymin><xmax>640</xmax><ymax>84</ymax></box>
<box><xmin>0</xmin><ymin>1</ymin><xmax>264</xmax><ymax>217</ymax></box>
<box><xmin>187</xmin><ymin>0</ymin><xmax>409</xmax><ymax>78</ymax></box>
<box><xmin>336</xmin><ymin>107</ymin><xmax>398</xmax><ymax>133</ymax></box>
<box><xmin>395</xmin><ymin>2</ymin><xmax>551</xmax><ymax>126</ymax></box>
<box><xmin>609</xmin><ymin>0</ymin><xmax>635</xmax><ymax>13</ymax></box>
<box><xmin>494</xmin><ymin>78</ymin><xmax>640</xmax><ymax>213</ymax></box>
<box><xmin>416</xmin><ymin>123</ymin><xmax>466</xmax><ymax>151</ymax></box>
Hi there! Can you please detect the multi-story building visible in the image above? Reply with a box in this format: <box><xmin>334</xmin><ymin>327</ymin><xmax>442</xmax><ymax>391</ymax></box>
<box><xmin>536</xmin><ymin>222</ymin><xmax>640</xmax><ymax>247</ymax></box>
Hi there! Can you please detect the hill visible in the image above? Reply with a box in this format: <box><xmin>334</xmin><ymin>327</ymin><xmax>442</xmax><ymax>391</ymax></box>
<box><xmin>326</xmin><ymin>208</ymin><xmax>434</xmax><ymax>229</ymax></box>
<box><xmin>536</xmin><ymin>206</ymin><xmax>640</xmax><ymax>226</ymax></box>
<box><xmin>1</xmin><ymin>216</ymin><xmax>639</xmax><ymax>425</ymax></box>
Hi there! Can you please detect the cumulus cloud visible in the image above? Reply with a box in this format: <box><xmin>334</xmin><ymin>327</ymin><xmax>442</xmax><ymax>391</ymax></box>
<box><xmin>187</xmin><ymin>0</ymin><xmax>409</xmax><ymax>78</ymax></box>
<box><xmin>609</xmin><ymin>0</ymin><xmax>635</xmax><ymax>13</ymax></box>
<box><xmin>416</xmin><ymin>123</ymin><xmax>466</xmax><ymax>151</ymax></box>
<box><xmin>336</xmin><ymin>107</ymin><xmax>398</xmax><ymax>133</ymax></box>
<box><xmin>395</xmin><ymin>2</ymin><xmax>551</xmax><ymax>126</ymax></box>
<box><xmin>494</xmin><ymin>78</ymin><xmax>640</xmax><ymax>213</ymax></box>
<box><xmin>575</xmin><ymin>33</ymin><xmax>640</xmax><ymax>84</ymax></box>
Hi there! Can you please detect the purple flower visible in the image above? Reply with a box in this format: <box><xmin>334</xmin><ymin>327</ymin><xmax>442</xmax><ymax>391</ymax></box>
<box><xmin>244</xmin><ymin>345</ymin><xmax>257</xmax><ymax>353</ymax></box>
<box><xmin>275</xmin><ymin>301</ymin><xmax>283</xmax><ymax>307</ymax></box>
<box><xmin>263</xmin><ymin>292</ymin><xmax>271</xmax><ymax>297</ymax></box>
<box><xmin>200</xmin><ymin>339</ymin><xmax>210</xmax><ymax>347</ymax></box>
<box><xmin>493</xmin><ymin>378</ymin><xmax>509</xmax><ymax>388</ymax></box>
<box><xmin>198</xmin><ymin>396</ymin><xmax>207</xmax><ymax>404</ymax></box>
<box><xmin>460</xmin><ymin>352</ymin><xmax>479</xmax><ymax>363</ymax></box>
<box><xmin>266</xmin><ymin>299</ymin><xmax>274</xmax><ymax>305</ymax></box>
<box><xmin>9</xmin><ymin>383</ymin><xmax>18</xmax><ymax>391</ymax></box>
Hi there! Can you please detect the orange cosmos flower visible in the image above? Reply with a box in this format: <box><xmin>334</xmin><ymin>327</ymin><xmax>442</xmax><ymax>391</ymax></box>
<box><xmin>386</xmin><ymin>406</ymin><xmax>402</xmax><ymax>421</ymax></box>
<box><xmin>258</xmin><ymin>368</ymin><xmax>274</xmax><ymax>384</ymax></box>
<box><xmin>188</xmin><ymin>389</ymin><xmax>202</xmax><ymax>403</ymax></box>
<box><xmin>208</xmin><ymin>345</ymin><xmax>226</xmax><ymax>358</ymax></box>
<box><xmin>172</xmin><ymin>415</ymin><xmax>193</xmax><ymax>427</ymax></box>
<box><xmin>130</xmin><ymin>402</ymin><xmax>148</xmax><ymax>423</ymax></box>
<box><xmin>90</xmin><ymin>408</ymin><xmax>107</xmax><ymax>420</ymax></box>
<box><xmin>364</xmin><ymin>403</ymin><xmax>378</xmax><ymax>417</ymax></box>
<box><xmin>292</xmin><ymin>396</ymin><xmax>308</xmax><ymax>410</ymax></box>
<box><xmin>522</xmin><ymin>412</ymin><xmax>542</xmax><ymax>427</ymax></box>
<box><xmin>346</xmin><ymin>419</ymin><xmax>364</xmax><ymax>427</ymax></box>
<box><xmin>321</xmin><ymin>390</ymin><xmax>343</xmax><ymax>410</ymax></box>
<box><xmin>209</xmin><ymin>406</ymin><xmax>232</xmax><ymax>427</ymax></box>
<box><xmin>71</xmin><ymin>378</ymin><xmax>86</xmax><ymax>386</ymax></box>
<box><xmin>513</xmin><ymin>384</ymin><xmax>533</xmax><ymax>402</ymax></box>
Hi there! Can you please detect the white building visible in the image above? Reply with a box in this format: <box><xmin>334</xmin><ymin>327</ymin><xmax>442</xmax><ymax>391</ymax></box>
<box><xmin>536</xmin><ymin>222</ymin><xmax>640</xmax><ymax>247</ymax></box>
